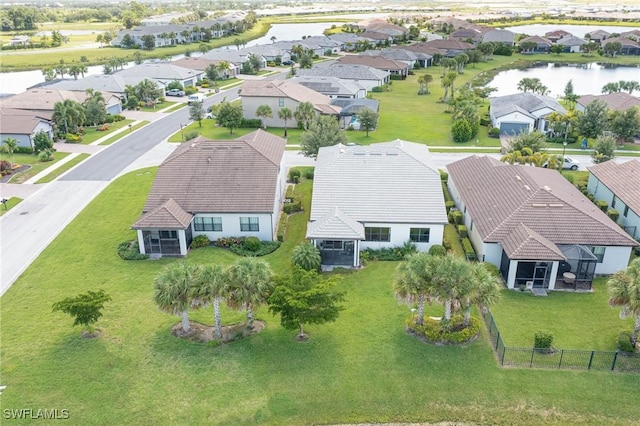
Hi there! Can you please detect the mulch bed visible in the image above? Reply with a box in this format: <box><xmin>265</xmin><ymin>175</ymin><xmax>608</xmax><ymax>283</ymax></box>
<box><xmin>1</xmin><ymin>164</ymin><xmax>31</xmax><ymax>183</ymax></box>
<box><xmin>171</xmin><ymin>320</ymin><xmax>266</xmax><ymax>344</ymax></box>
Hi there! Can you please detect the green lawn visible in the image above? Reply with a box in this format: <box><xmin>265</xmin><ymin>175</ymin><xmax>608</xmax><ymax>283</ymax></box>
<box><xmin>161</xmin><ymin>103</ymin><xmax>186</xmax><ymax>114</ymax></box>
<box><xmin>78</xmin><ymin>119</ymin><xmax>135</xmax><ymax>144</ymax></box>
<box><xmin>99</xmin><ymin>121</ymin><xmax>149</xmax><ymax>145</ymax></box>
<box><xmin>2</xmin><ymin>167</ymin><xmax>640</xmax><ymax>424</ymax></box>
<box><xmin>139</xmin><ymin>101</ymin><xmax>176</xmax><ymax>113</ymax></box>
<box><xmin>6</xmin><ymin>152</ymin><xmax>71</xmax><ymax>183</ymax></box>
<box><xmin>35</xmin><ymin>153</ymin><xmax>90</xmax><ymax>183</ymax></box>
<box><xmin>0</xmin><ymin>197</ymin><xmax>22</xmax><ymax>216</ymax></box>
<box><xmin>490</xmin><ymin>280</ymin><xmax>635</xmax><ymax>350</ymax></box>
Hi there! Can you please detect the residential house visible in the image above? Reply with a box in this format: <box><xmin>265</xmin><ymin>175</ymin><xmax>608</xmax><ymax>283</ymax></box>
<box><xmin>421</xmin><ymin>39</ymin><xmax>475</xmax><ymax>57</ymax></box>
<box><xmin>327</xmin><ymin>32</ymin><xmax>369</xmax><ymax>51</ymax></box>
<box><xmin>360</xmin><ymin>48</ymin><xmax>422</xmax><ymax>69</ymax></box>
<box><xmin>244</xmin><ymin>44</ymin><xmax>292</xmax><ymax>64</ymax></box>
<box><xmin>9</xmin><ymin>35</ymin><xmax>30</xmax><ymax>46</ymax></box>
<box><xmin>0</xmin><ymin>108</ymin><xmax>54</xmax><ymax>150</ymax></box>
<box><xmin>519</xmin><ymin>36</ymin><xmax>553</xmax><ymax>53</ymax></box>
<box><xmin>481</xmin><ymin>29</ymin><xmax>516</xmax><ymax>46</ymax></box>
<box><xmin>132</xmin><ymin>130</ymin><xmax>287</xmax><ymax>257</ymax></box>
<box><xmin>297</xmin><ymin>36</ymin><xmax>342</xmax><ymax>56</ymax></box>
<box><xmin>576</xmin><ymin>92</ymin><xmax>640</xmax><ymax>113</ymax></box>
<box><xmin>140</xmin><ymin>12</ymin><xmax>191</xmax><ymax>26</ymax></box>
<box><xmin>556</xmin><ymin>35</ymin><xmax>587</xmax><ymax>53</ymax></box>
<box><xmin>602</xmin><ymin>37</ymin><xmax>640</xmax><ymax>55</ymax></box>
<box><xmin>585</xmin><ymin>29</ymin><xmax>610</xmax><ymax>43</ymax></box>
<box><xmin>544</xmin><ymin>30</ymin><xmax>572</xmax><ymax>42</ymax></box>
<box><xmin>619</xmin><ymin>30</ymin><xmax>640</xmax><ymax>42</ymax></box>
<box><xmin>392</xmin><ymin>45</ymin><xmax>434</xmax><ymax>67</ymax></box>
<box><xmin>1</xmin><ymin>88</ymin><xmax>122</xmax><ymax>117</ymax></box>
<box><xmin>296</xmin><ymin>64</ymin><xmax>390</xmax><ymax>91</ymax></box>
<box><xmin>335</xmin><ymin>55</ymin><xmax>409</xmax><ymax>78</ymax></box>
<box><xmin>112</xmin><ymin>24</ymin><xmax>188</xmax><ymax>48</ymax></box>
<box><xmin>450</xmin><ymin>28</ymin><xmax>482</xmax><ymax>44</ymax></box>
<box><xmin>330</xmin><ymin>98</ymin><xmax>380</xmax><ymax>129</ymax></box>
<box><xmin>290</xmin><ymin>76</ymin><xmax>367</xmax><ymax>99</ymax></box>
<box><xmin>365</xmin><ymin>21</ymin><xmax>408</xmax><ymax>41</ymax></box>
<box><xmin>447</xmin><ymin>155</ymin><xmax>637</xmax><ymax>290</ymax></box>
<box><xmin>587</xmin><ymin>159</ymin><xmax>640</xmax><ymax>240</ymax></box>
<box><xmin>172</xmin><ymin>57</ymin><xmax>238</xmax><ymax>78</ymax></box>
<box><xmin>240</xmin><ymin>80</ymin><xmax>341</xmax><ymax>128</ymax></box>
<box><xmin>307</xmin><ymin>141</ymin><xmax>447</xmax><ymax>268</ymax></box>
<box><xmin>402</xmin><ymin>42</ymin><xmax>447</xmax><ymax>61</ymax></box>
<box><xmin>114</xmin><ymin>63</ymin><xmax>204</xmax><ymax>88</ymax></box>
<box><xmin>489</xmin><ymin>93</ymin><xmax>566</xmax><ymax>135</ymax></box>
<box><xmin>39</xmin><ymin>75</ymin><xmax>153</xmax><ymax>104</ymax></box>
<box><xmin>358</xmin><ymin>31</ymin><xmax>392</xmax><ymax>47</ymax></box>
<box><xmin>202</xmin><ymin>48</ymin><xmax>267</xmax><ymax>72</ymax></box>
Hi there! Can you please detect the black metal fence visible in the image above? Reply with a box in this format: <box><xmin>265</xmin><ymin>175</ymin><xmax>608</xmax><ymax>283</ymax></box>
<box><xmin>482</xmin><ymin>311</ymin><xmax>640</xmax><ymax>373</ymax></box>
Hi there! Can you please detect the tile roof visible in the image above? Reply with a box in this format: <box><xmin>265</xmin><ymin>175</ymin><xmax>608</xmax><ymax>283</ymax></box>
<box><xmin>115</xmin><ymin>63</ymin><xmax>204</xmax><ymax>81</ymax></box>
<box><xmin>42</xmin><ymin>74</ymin><xmax>151</xmax><ymax>95</ymax></box>
<box><xmin>577</xmin><ymin>93</ymin><xmax>640</xmax><ymax>111</ymax></box>
<box><xmin>602</xmin><ymin>36</ymin><xmax>640</xmax><ymax>47</ymax></box>
<box><xmin>132</xmin><ymin>198</ymin><xmax>193</xmax><ymax>230</ymax></box>
<box><xmin>481</xmin><ymin>29</ymin><xmax>516</xmax><ymax>44</ymax></box>
<box><xmin>447</xmin><ymin>156</ymin><xmax>637</xmax><ymax>254</ymax></box>
<box><xmin>240</xmin><ymin>80</ymin><xmax>341</xmax><ymax>115</ymax></box>
<box><xmin>1</xmin><ymin>88</ymin><xmax>120</xmax><ymax>112</ymax></box>
<box><xmin>0</xmin><ymin>108</ymin><xmax>51</xmax><ymax>134</ymax></box>
<box><xmin>520</xmin><ymin>35</ymin><xmax>553</xmax><ymax>46</ymax></box>
<box><xmin>309</xmin><ymin>140</ymin><xmax>448</xmax><ymax>226</ymax></box>
<box><xmin>171</xmin><ymin>57</ymin><xmax>218</xmax><ymax>71</ymax></box>
<box><xmin>588</xmin><ymin>159</ymin><xmax>640</xmax><ymax>216</ymax></box>
<box><xmin>556</xmin><ymin>35</ymin><xmax>587</xmax><ymax>46</ymax></box>
<box><xmin>297</xmin><ymin>63</ymin><xmax>389</xmax><ymax>81</ymax></box>
<box><xmin>138</xmin><ymin>130</ymin><xmax>286</xmax><ymax>219</ymax></box>
<box><xmin>336</xmin><ymin>54</ymin><xmax>408</xmax><ymax>71</ymax></box>
<box><xmin>422</xmin><ymin>39</ymin><xmax>475</xmax><ymax>51</ymax></box>
<box><xmin>306</xmin><ymin>207</ymin><xmax>365</xmax><ymax>240</ymax></box>
<box><xmin>502</xmin><ymin>224</ymin><xmax>566</xmax><ymax>260</ymax></box>
<box><xmin>490</xmin><ymin>93</ymin><xmax>566</xmax><ymax>119</ymax></box>
<box><xmin>290</xmin><ymin>76</ymin><xmax>365</xmax><ymax>97</ymax></box>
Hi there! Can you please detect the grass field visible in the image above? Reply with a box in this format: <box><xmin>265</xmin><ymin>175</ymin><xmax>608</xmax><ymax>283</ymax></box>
<box><xmin>0</xmin><ymin>197</ymin><xmax>22</xmax><ymax>216</ymax></box>
<box><xmin>78</xmin><ymin>119</ymin><xmax>135</xmax><ymax>144</ymax></box>
<box><xmin>35</xmin><ymin>153</ymin><xmax>90</xmax><ymax>184</ymax></box>
<box><xmin>6</xmin><ymin>152</ymin><xmax>70</xmax><ymax>183</ymax></box>
<box><xmin>99</xmin><ymin>121</ymin><xmax>149</xmax><ymax>145</ymax></box>
<box><xmin>2</xmin><ymin>167</ymin><xmax>640</xmax><ymax>425</ymax></box>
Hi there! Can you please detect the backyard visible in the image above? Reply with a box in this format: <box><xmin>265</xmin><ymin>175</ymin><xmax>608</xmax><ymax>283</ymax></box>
<box><xmin>1</xmin><ymin>167</ymin><xmax>640</xmax><ymax>425</ymax></box>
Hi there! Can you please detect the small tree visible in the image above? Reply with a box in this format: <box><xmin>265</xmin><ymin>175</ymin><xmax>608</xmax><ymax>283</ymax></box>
<box><xmin>189</xmin><ymin>101</ymin><xmax>205</xmax><ymax>127</ymax></box>
<box><xmin>226</xmin><ymin>258</ymin><xmax>274</xmax><ymax>329</ymax></box>
<box><xmin>33</xmin><ymin>131</ymin><xmax>53</xmax><ymax>153</ymax></box>
<box><xmin>591</xmin><ymin>134</ymin><xmax>617</xmax><ymax>164</ymax></box>
<box><xmin>291</xmin><ymin>241</ymin><xmax>321</xmax><ymax>272</ymax></box>
<box><xmin>255</xmin><ymin>104</ymin><xmax>273</xmax><ymax>129</ymax></box>
<box><xmin>508</xmin><ymin>131</ymin><xmax>546</xmax><ymax>154</ymax></box>
<box><xmin>294</xmin><ymin>101</ymin><xmax>316</xmax><ymax>131</ymax></box>
<box><xmin>299</xmin><ymin>53</ymin><xmax>313</xmax><ymax>69</ymax></box>
<box><xmin>451</xmin><ymin>119</ymin><xmax>473</xmax><ymax>143</ymax></box>
<box><xmin>300</xmin><ymin>115</ymin><xmax>347</xmax><ymax>158</ymax></box>
<box><xmin>577</xmin><ymin>99</ymin><xmax>609</xmax><ymax>139</ymax></box>
<box><xmin>1</xmin><ymin>137</ymin><xmax>18</xmax><ymax>166</ymax></box>
<box><xmin>268</xmin><ymin>267</ymin><xmax>344</xmax><ymax>340</ymax></box>
<box><xmin>357</xmin><ymin>109</ymin><xmax>379</xmax><ymax>137</ymax></box>
<box><xmin>609</xmin><ymin>107</ymin><xmax>640</xmax><ymax>142</ymax></box>
<box><xmin>607</xmin><ymin>258</ymin><xmax>640</xmax><ymax>346</ymax></box>
<box><xmin>52</xmin><ymin>289</ymin><xmax>111</xmax><ymax>335</ymax></box>
<box><xmin>216</xmin><ymin>101</ymin><xmax>243</xmax><ymax>134</ymax></box>
<box><xmin>278</xmin><ymin>107</ymin><xmax>293</xmax><ymax>137</ymax></box>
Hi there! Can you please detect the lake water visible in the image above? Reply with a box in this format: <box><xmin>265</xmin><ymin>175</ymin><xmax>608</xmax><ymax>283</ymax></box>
<box><xmin>246</xmin><ymin>22</ymin><xmax>341</xmax><ymax>46</ymax></box>
<box><xmin>488</xmin><ymin>62</ymin><xmax>640</xmax><ymax>98</ymax></box>
<box><xmin>501</xmin><ymin>24</ymin><xmax>636</xmax><ymax>39</ymax></box>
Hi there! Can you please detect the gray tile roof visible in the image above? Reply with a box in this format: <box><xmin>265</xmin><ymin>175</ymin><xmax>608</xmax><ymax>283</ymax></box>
<box><xmin>44</xmin><ymin>74</ymin><xmax>152</xmax><ymax>94</ymax></box>
<box><xmin>336</xmin><ymin>54</ymin><xmax>408</xmax><ymax>71</ymax></box>
<box><xmin>137</xmin><ymin>130</ymin><xmax>286</xmax><ymax>222</ymax></box>
<box><xmin>447</xmin><ymin>156</ymin><xmax>637</xmax><ymax>256</ymax></box>
<box><xmin>490</xmin><ymin>93</ymin><xmax>566</xmax><ymax>119</ymax></box>
<box><xmin>290</xmin><ymin>76</ymin><xmax>365</xmax><ymax>98</ymax></box>
<box><xmin>481</xmin><ymin>29</ymin><xmax>516</xmax><ymax>44</ymax></box>
<box><xmin>132</xmin><ymin>198</ymin><xmax>193</xmax><ymax>230</ymax></box>
<box><xmin>361</xmin><ymin>48</ymin><xmax>420</xmax><ymax>62</ymax></box>
<box><xmin>308</xmin><ymin>141</ymin><xmax>448</xmax><ymax>232</ymax></box>
<box><xmin>115</xmin><ymin>63</ymin><xmax>203</xmax><ymax>81</ymax></box>
<box><xmin>307</xmin><ymin>207</ymin><xmax>365</xmax><ymax>240</ymax></box>
<box><xmin>297</xmin><ymin>64</ymin><xmax>389</xmax><ymax>82</ymax></box>
<box><xmin>556</xmin><ymin>35</ymin><xmax>587</xmax><ymax>46</ymax></box>
<box><xmin>588</xmin><ymin>159</ymin><xmax>640</xmax><ymax>216</ymax></box>
<box><xmin>240</xmin><ymin>80</ymin><xmax>341</xmax><ymax>115</ymax></box>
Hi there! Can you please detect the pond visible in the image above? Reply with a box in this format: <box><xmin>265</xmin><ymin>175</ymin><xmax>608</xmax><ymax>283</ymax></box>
<box><xmin>246</xmin><ymin>22</ymin><xmax>342</xmax><ymax>47</ymax></box>
<box><xmin>488</xmin><ymin>62</ymin><xmax>640</xmax><ymax>98</ymax></box>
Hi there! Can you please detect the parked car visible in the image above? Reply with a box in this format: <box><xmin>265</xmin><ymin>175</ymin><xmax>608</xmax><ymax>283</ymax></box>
<box><xmin>205</xmin><ymin>106</ymin><xmax>215</xmax><ymax>119</ymax></box>
<box><xmin>166</xmin><ymin>88</ymin><xmax>185</xmax><ymax>97</ymax></box>
<box><xmin>543</xmin><ymin>156</ymin><xmax>580</xmax><ymax>171</ymax></box>
<box><xmin>187</xmin><ymin>93</ymin><xmax>205</xmax><ymax>104</ymax></box>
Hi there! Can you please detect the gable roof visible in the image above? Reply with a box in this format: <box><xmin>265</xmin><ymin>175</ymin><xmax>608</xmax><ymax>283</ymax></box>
<box><xmin>361</xmin><ymin>48</ymin><xmax>421</xmax><ymax>62</ymax></box>
<box><xmin>0</xmin><ymin>108</ymin><xmax>52</xmax><ymax>134</ymax></box>
<box><xmin>602</xmin><ymin>36</ymin><xmax>640</xmax><ymax>48</ymax></box>
<box><xmin>490</xmin><ymin>93</ymin><xmax>566</xmax><ymax>119</ymax></box>
<box><xmin>447</xmin><ymin>156</ymin><xmax>637</xmax><ymax>252</ymax></box>
<box><xmin>481</xmin><ymin>29</ymin><xmax>516</xmax><ymax>44</ymax></box>
<box><xmin>335</xmin><ymin>54</ymin><xmax>408</xmax><ymax>71</ymax></box>
<box><xmin>577</xmin><ymin>92</ymin><xmax>640</xmax><ymax>111</ymax></box>
<box><xmin>290</xmin><ymin>76</ymin><xmax>365</xmax><ymax>98</ymax></box>
<box><xmin>556</xmin><ymin>35</ymin><xmax>587</xmax><ymax>46</ymax></box>
<box><xmin>139</xmin><ymin>130</ymin><xmax>286</xmax><ymax>217</ymax></box>
<box><xmin>502</xmin><ymin>224</ymin><xmax>566</xmax><ymax>260</ymax></box>
<box><xmin>41</xmin><ymin>74</ymin><xmax>152</xmax><ymax>95</ymax></box>
<box><xmin>297</xmin><ymin>63</ymin><xmax>390</xmax><ymax>82</ymax></box>
<box><xmin>115</xmin><ymin>63</ymin><xmax>203</xmax><ymax>81</ymax></box>
<box><xmin>240</xmin><ymin>80</ymin><xmax>341</xmax><ymax>115</ymax></box>
<box><xmin>306</xmin><ymin>207</ymin><xmax>365</xmax><ymax>240</ymax></box>
<box><xmin>132</xmin><ymin>198</ymin><xmax>193</xmax><ymax>230</ymax></box>
<box><xmin>171</xmin><ymin>57</ymin><xmax>218</xmax><ymax>71</ymax></box>
<box><xmin>520</xmin><ymin>35</ymin><xmax>553</xmax><ymax>46</ymax></box>
<box><xmin>588</xmin><ymin>159</ymin><xmax>640</xmax><ymax>216</ymax></box>
<box><xmin>308</xmin><ymin>140</ymin><xmax>447</xmax><ymax>228</ymax></box>
<box><xmin>422</xmin><ymin>39</ymin><xmax>475</xmax><ymax>51</ymax></box>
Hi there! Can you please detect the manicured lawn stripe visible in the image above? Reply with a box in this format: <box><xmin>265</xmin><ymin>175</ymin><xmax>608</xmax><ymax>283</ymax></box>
<box><xmin>35</xmin><ymin>153</ymin><xmax>90</xmax><ymax>183</ymax></box>
<box><xmin>99</xmin><ymin>121</ymin><xmax>149</xmax><ymax>145</ymax></box>
<box><xmin>77</xmin><ymin>120</ymin><xmax>135</xmax><ymax>145</ymax></box>
<box><xmin>7</xmin><ymin>152</ymin><xmax>71</xmax><ymax>184</ymax></box>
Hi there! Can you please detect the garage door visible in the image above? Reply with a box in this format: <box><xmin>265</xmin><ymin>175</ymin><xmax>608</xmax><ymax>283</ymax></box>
<box><xmin>500</xmin><ymin>122</ymin><xmax>529</xmax><ymax>135</ymax></box>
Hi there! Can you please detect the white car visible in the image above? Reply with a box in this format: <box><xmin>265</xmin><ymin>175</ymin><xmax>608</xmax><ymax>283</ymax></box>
<box><xmin>543</xmin><ymin>156</ymin><xmax>580</xmax><ymax>171</ymax></box>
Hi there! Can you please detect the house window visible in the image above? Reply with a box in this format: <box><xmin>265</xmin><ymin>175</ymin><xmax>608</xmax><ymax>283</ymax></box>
<box><xmin>365</xmin><ymin>227</ymin><xmax>390</xmax><ymax>242</ymax></box>
<box><xmin>590</xmin><ymin>246</ymin><xmax>606</xmax><ymax>263</ymax></box>
<box><xmin>159</xmin><ymin>230</ymin><xmax>177</xmax><ymax>239</ymax></box>
<box><xmin>278</xmin><ymin>98</ymin><xmax>284</xmax><ymax>107</ymax></box>
<box><xmin>624</xmin><ymin>206</ymin><xmax>629</xmax><ymax>218</ymax></box>
<box><xmin>240</xmin><ymin>217</ymin><xmax>259</xmax><ymax>232</ymax></box>
<box><xmin>322</xmin><ymin>240</ymin><xmax>343</xmax><ymax>250</ymax></box>
<box><xmin>409</xmin><ymin>228</ymin><xmax>430</xmax><ymax>243</ymax></box>
<box><xmin>194</xmin><ymin>217</ymin><xmax>222</xmax><ymax>232</ymax></box>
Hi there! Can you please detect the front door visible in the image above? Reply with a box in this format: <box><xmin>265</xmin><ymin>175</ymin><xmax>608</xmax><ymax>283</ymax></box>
<box><xmin>533</xmin><ymin>265</ymin><xmax>547</xmax><ymax>288</ymax></box>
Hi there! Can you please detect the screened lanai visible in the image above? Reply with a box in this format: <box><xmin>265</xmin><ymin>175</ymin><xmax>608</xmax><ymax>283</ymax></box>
<box><xmin>556</xmin><ymin>244</ymin><xmax>597</xmax><ymax>290</ymax></box>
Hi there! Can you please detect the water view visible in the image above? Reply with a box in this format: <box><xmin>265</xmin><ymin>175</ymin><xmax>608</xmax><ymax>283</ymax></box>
<box><xmin>489</xmin><ymin>62</ymin><xmax>640</xmax><ymax>98</ymax></box>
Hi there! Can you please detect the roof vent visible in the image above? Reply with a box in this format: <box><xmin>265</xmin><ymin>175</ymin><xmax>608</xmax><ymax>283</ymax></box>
<box><xmin>532</xmin><ymin>203</ymin><xmax>547</xmax><ymax>207</ymax></box>
<box><xmin>515</xmin><ymin>175</ymin><xmax>522</xmax><ymax>181</ymax></box>
<box><xmin>543</xmin><ymin>185</ymin><xmax>551</xmax><ymax>191</ymax></box>
<box><xmin>549</xmin><ymin>203</ymin><xmax>563</xmax><ymax>208</ymax></box>
<box><xmin>523</xmin><ymin>185</ymin><xmax>531</xmax><ymax>191</ymax></box>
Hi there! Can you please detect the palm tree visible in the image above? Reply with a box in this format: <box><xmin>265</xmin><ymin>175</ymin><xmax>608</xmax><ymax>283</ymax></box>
<box><xmin>294</xmin><ymin>102</ymin><xmax>316</xmax><ymax>130</ymax></box>
<box><xmin>417</xmin><ymin>74</ymin><xmax>433</xmax><ymax>95</ymax></box>
<box><xmin>216</xmin><ymin>60</ymin><xmax>231</xmax><ymax>79</ymax></box>
<box><xmin>461</xmin><ymin>262</ymin><xmax>502</xmax><ymax>326</ymax></box>
<box><xmin>78</xmin><ymin>64</ymin><xmax>88</xmax><ymax>78</ymax></box>
<box><xmin>193</xmin><ymin>264</ymin><xmax>229</xmax><ymax>340</ymax></box>
<box><xmin>432</xmin><ymin>254</ymin><xmax>473</xmax><ymax>324</ymax></box>
<box><xmin>52</xmin><ymin>99</ymin><xmax>85</xmax><ymax>134</ymax></box>
<box><xmin>153</xmin><ymin>261</ymin><xmax>201</xmax><ymax>333</ymax></box>
<box><xmin>394</xmin><ymin>252</ymin><xmax>439</xmax><ymax>326</ymax></box>
<box><xmin>278</xmin><ymin>107</ymin><xmax>293</xmax><ymax>137</ymax></box>
<box><xmin>445</xmin><ymin>71</ymin><xmax>458</xmax><ymax>102</ymax></box>
<box><xmin>2</xmin><ymin>137</ymin><xmax>18</xmax><ymax>167</ymax></box>
<box><xmin>291</xmin><ymin>241</ymin><xmax>321</xmax><ymax>272</ymax></box>
<box><xmin>607</xmin><ymin>258</ymin><xmax>640</xmax><ymax>345</ymax></box>
<box><xmin>255</xmin><ymin>104</ymin><xmax>273</xmax><ymax>129</ymax></box>
<box><xmin>226</xmin><ymin>258</ymin><xmax>274</xmax><ymax>329</ymax></box>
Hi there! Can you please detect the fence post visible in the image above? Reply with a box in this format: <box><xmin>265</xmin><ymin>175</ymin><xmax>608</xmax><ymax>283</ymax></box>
<box><xmin>530</xmin><ymin>348</ymin><xmax>535</xmax><ymax>367</ymax></box>
<box><xmin>495</xmin><ymin>331</ymin><xmax>500</xmax><ymax>350</ymax></box>
<box><xmin>611</xmin><ymin>352</ymin><xmax>618</xmax><ymax>371</ymax></box>
<box><xmin>588</xmin><ymin>351</ymin><xmax>595</xmax><ymax>370</ymax></box>
<box><xmin>558</xmin><ymin>349</ymin><xmax>564</xmax><ymax>369</ymax></box>
<box><xmin>501</xmin><ymin>345</ymin><xmax>506</xmax><ymax>366</ymax></box>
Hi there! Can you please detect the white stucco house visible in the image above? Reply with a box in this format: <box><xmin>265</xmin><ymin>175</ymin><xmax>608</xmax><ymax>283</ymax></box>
<box><xmin>306</xmin><ymin>141</ymin><xmax>448</xmax><ymax>268</ymax></box>
<box><xmin>588</xmin><ymin>159</ymin><xmax>640</xmax><ymax>240</ymax></box>
<box><xmin>0</xmin><ymin>109</ymin><xmax>54</xmax><ymax>150</ymax></box>
<box><xmin>447</xmin><ymin>156</ymin><xmax>637</xmax><ymax>291</ymax></box>
<box><xmin>489</xmin><ymin>93</ymin><xmax>566</xmax><ymax>135</ymax></box>
<box><xmin>132</xmin><ymin>130</ymin><xmax>287</xmax><ymax>256</ymax></box>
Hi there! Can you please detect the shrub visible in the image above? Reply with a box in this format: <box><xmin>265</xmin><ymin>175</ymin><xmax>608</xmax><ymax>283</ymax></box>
<box><xmin>361</xmin><ymin>241</ymin><xmax>417</xmax><ymax>261</ymax></box>
<box><xmin>65</xmin><ymin>133</ymin><xmax>82</xmax><ymax>143</ymax></box>
<box><xmin>534</xmin><ymin>330</ymin><xmax>554</xmax><ymax>350</ymax></box>
<box><xmin>607</xmin><ymin>209</ymin><xmax>620</xmax><ymax>222</ymax></box>
<box><xmin>239</xmin><ymin>118</ymin><xmax>262</xmax><ymax>128</ymax></box>
<box><xmin>113</xmin><ymin>114</ymin><xmax>125</xmax><ymax>122</ymax></box>
<box><xmin>14</xmin><ymin>146</ymin><xmax>34</xmax><ymax>154</ymax></box>
<box><xmin>480</xmin><ymin>117</ymin><xmax>491</xmax><ymax>126</ymax></box>
<box><xmin>442</xmin><ymin>182</ymin><xmax>453</xmax><ymax>202</ymax></box>
<box><xmin>38</xmin><ymin>149</ymin><xmax>54</xmax><ymax>162</ymax></box>
<box><xmin>445</xmin><ymin>200</ymin><xmax>456</xmax><ymax>213</ymax></box>
<box><xmin>439</xmin><ymin>170</ymin><xmax>448</xmax><ymax>182</ymax></box>
<box><xmin>461</xmin><ymin>237</ymin><xmax>475</xmax><ymax>258</ymax></box>
<box><xmin>184</xmin><ymin>86</ymin><xmax>198</xmax><ymax>95</ymax></box>
<box><xmin>371</xmin><ymin>86</ymin><xmax>383</xmax><ymax>93</ymax></box>
<box><xmin>483</xmin><ymin>262</ymin><xmax>501</xmax><ymax>278</ymax></box>
<box><xmin>448</xmin><ymin>210</ymin><xmax>463</xmax><ymax>225</ymax></box>
<box><xmin>409</xmin><ymin>315</ymin><xmax>480</xmax><ymax>344</ymax></box>
<box><xmin>215</xmin><ymin>237</ymin><xmax>245</xmax><ymax>248</ymax></box>
<box><xmin>428</xmin><ymin>245</ymin><xmax>446</xmax><ymax>257</ymax></box>
<box><xmin>0</xmin><ymin>160</ymin><xmax>12</xmax><ymax>174</ymax></box>
<box><xmin>489</xmin><ymin>127</ymin><xmax>501</xmax><ymax>138</ymax></box>
<box><xmin>595</xmin><ymin>200</ymin><xmax>608</xmax><ymax>212</ymax></box>
<box><xmin>105</xmin><ymin>115</ymin><xmax>115</xmax><ymax>123</ymax></box>
<box><xmin>97</xmin><ymin>124</ymin><xmax>109</xmax><ymax>131</ymax></box>
<box><xmin>587</xmin><ymin>193</ymin><xmax>595</xmax><ymax>201</ymax></box>
<box><xmin>452</xmin><ymin>119</ymin><xmax>473</xmax><ymax>143</ymax></box>
<box><xmin>617</xmin><ymin>331</ymin><xmax>636</xmax><ymax>352</ymax></box>
<box><xmin>288</xmin><ymin>168</ymin><xmax>301</xmax><ymax>182</ymax></box>
<box><xmin>230</xmin><ymin>240</ymin><xmax>281</xmax><ymax>257</ymax></box>
<box><xmin>277</xmin><ymin>212</ymin><xmax>288</xmax><ymax>242</ymax></box>
<box><xmin>283</xmin><ymin>200</ymin><xmax>302</xmax><ymax>214</ymax></box>
<box><xmin>117</xmin><ymin>240</ymin><xmax>149</xmax><ymax>260</ymax></box>
<box><xmin>184</xmin><ymin>130</ymin><xmax>199</xmax><ymax>141</ymax></box>
<box><xmin>458</xmin><ymin>225</ymin><xmax>468</xmax><ymax>238</ymax></box>
<box><xmin>304</xmin><ymin>169</ymin><xmax>314</xmax><ymax>180</ymax></box>
<box><xmin>190</xmin><ymin>235</ymin><xmax>210</xmax><ymax>249</ymax></box>
<box><xmin>243</xmin><ymin>236</ymin><xmax>261</xmax><ymax>252</ymax></box>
